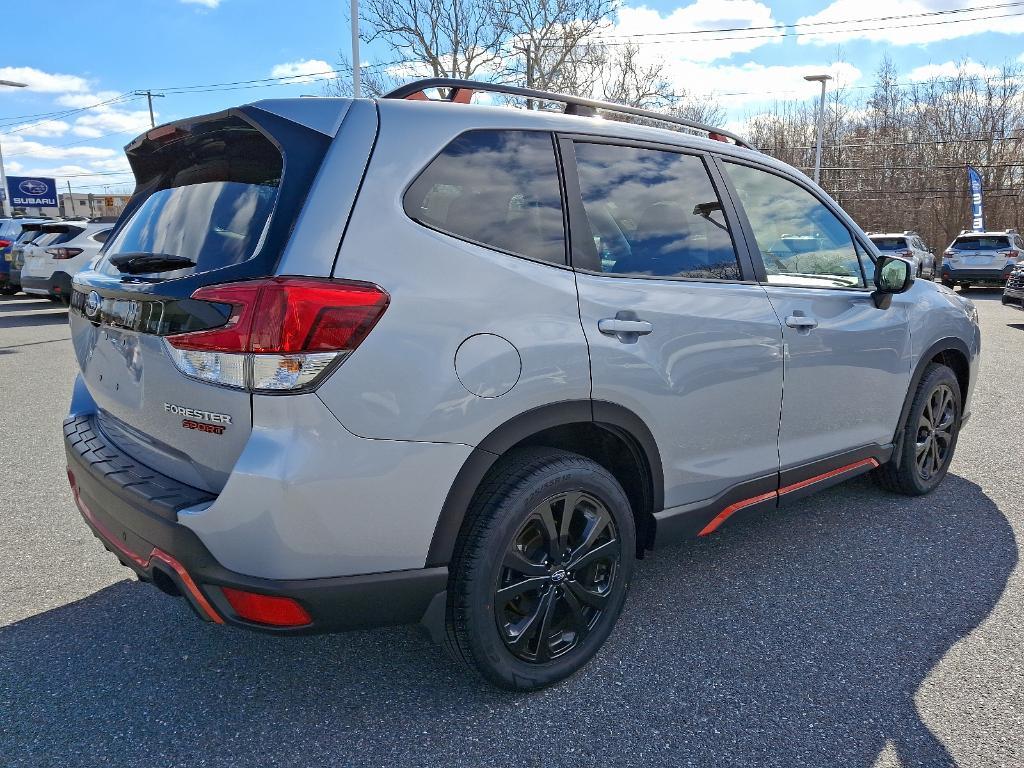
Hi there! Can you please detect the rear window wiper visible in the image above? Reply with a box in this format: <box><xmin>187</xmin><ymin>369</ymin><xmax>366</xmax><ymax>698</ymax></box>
<box><xmin>109</xmin><ymin>252</ymin><xmax>196</xmax><ymax>274</ymax></box>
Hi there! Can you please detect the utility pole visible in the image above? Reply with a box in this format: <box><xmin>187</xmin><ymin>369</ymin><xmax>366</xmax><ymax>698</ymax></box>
<box><xmin>66</xmin><ymin>179</ymin><xmax>74</xmax><ymax>217</ymax></box>
<box><xmin>804</xmin><ymin>74</ymin><xmax>832</xmax><ymax>186</ymax></box>
<box><xmin>350</xmin><ymin>0</ymin><xmax>361</xmax><ymax>97</ymax></box>
<box><xmin>134</xmin><ymin>90</ymin><xmax>165</xmax><ymax>128</ymax></box>
<box><xmin>0</xmin><ymin>79</ymin><xmax>29</xmax><ymax>218</ymax></box>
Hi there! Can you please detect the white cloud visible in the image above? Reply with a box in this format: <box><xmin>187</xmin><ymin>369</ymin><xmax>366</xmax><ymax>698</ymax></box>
<box><xmin>0</xmin><ymin>134</ymin><xmax>116</xmax><ymax>162</ymax></box>
<box><xmin>607</xmin><ymin>0</ymin><xmax>783</xmax><ymax>64</ymax></box>
<box><xmin>270</xmin><ymin>59</ymin><xmax>335</xmax><ymax>84</ymax></box>
<box><xmin>907</xmin><ymin>60</ymin><xmax>1000</xmax><ymax>82</ymax></box>
<box><xmin>181</xmin><ymin>0</ymin><xmax>221</xmax><ymax>7</ymax></box>
<box><xmin>88</xmin><ymin>157</ymin><xmax>133</xmax><ymax>173</ymax></box>
<box><xmin>0</xmin><ymin>66</ymin><xmax>89</xmax><ymax>93</ymax></box>
<box><xmin>668</xmin><ymin>60</ymin><xmax>863</xmax><ymax>107</ymax></box>
<box><xmin>18</xmin><ymin>120</ymin><xmax>71</xmax><ymax>138</ymax></box>
<box><xmin>73</xmin><ymin>108</ymin><xmax>153</xmax><ymax>138</ymax></box>
<box><xmin>795</xmin><ymin>1</ymin><xmax>1024</xmax><ymax>46</ymax></box>
<box><xmin>55</xmin><ymin>90</ymin><xmax>121</xmax><ymax>109</ymax></box>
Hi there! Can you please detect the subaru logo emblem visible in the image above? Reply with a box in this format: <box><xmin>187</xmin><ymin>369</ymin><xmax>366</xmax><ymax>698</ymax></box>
<box><xmin>84</xmin><ymin>291</ymin><xmax>101</xmax><ymax>318</ymax></box>
<box><xmin>18</xmin><ymin>179</ymin><xmax>48</xmax><ymax>196</ymax></box>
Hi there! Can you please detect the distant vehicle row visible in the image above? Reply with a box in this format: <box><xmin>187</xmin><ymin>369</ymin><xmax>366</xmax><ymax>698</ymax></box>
<box><xmin>0</xmin><ymin>218</ymin><xmax>113</xmax><ymax>300</ymax></box>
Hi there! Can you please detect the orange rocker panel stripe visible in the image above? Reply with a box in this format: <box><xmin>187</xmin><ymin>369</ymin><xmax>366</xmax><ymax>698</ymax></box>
<box><xmin>698</xmin><ymin>458</ymin><xmax>879</xmax><ymax>537</ymax></box>
<box><xmin>71</xmin><ymin>482</ymin><xmax>225</xmax><ymax>624</ymax></box>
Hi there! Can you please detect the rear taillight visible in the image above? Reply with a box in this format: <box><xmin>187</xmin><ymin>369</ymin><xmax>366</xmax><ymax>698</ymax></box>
<box><xmin>899</xmin><ymin>250</ymin><xmax>913</xmax><ymax>257</ymax></box>
<box><xmin>1000</xmin><ymin>250</ymin><xmax>1019</xmax><ymax>260</ymax></box>
<box><xmin>46</xmin><ymin>247</ymin><xmax>84</xmax><ymax>260</ymax></box>
<box><xmin>164</xmin><ymin>277</ymin><xmax>389</xmax><ymax>393</ymax></box>
<box><xmin>0</xmin><ymin>239</ymin><xmax>10</xmax><ymax>248</ymax></box>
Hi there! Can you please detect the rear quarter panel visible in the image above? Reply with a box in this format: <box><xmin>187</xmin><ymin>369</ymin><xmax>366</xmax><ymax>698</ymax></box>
<box><xmin>314</xmin><ymin>101</ymin><xmax>592</xmax><ymax>444</ymax></box>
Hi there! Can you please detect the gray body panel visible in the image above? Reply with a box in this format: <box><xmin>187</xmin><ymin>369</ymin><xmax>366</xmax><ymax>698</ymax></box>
<box><xmin>575</xmin><ymin>275</ymin><xmax>783</xmax><ymax>507</ymax></box>
<box><xmin>763</xmin><ymin>286</ymin><xmax>912</xmax><ymax>468</ymax></box>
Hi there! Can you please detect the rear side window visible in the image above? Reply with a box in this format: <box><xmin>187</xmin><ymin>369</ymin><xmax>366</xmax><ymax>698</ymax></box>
<box><xmin>45</xmin><ymin>227</ymin><xmax>85</xmax><ymax>246</ymax></box>
<box><xmin>871</xmin><ymin>237</ymin><xmax>908</xmax><ymax>251</ymax></box>
<box><xmin>953</xmin><ymin>236</ymin><xmax>1010</xmax><ymax>250</ymax></box>
<box><xmin>404</xmin><ymin>130</ymin><xmax>565</xmax><ymax>264</ymax></box>
<box><xmin>91</xmin><ymin>229</ymin><xmax>111</xmax><ymax>244</ymax></box>
<box><xmin>100</xmin><ymin>116</ymin><xmax>283</xmax><ymax>277</ymax></box>
<box><xmin>573</xmin><ymin>143</ymin><xmax>741</xmax><ymax>280</ymax></box>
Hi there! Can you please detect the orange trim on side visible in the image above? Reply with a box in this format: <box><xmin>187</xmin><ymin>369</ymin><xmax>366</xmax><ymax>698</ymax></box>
<box><xmin>72</xmin><ymin>485</ymin><xmax>151</xmax><ymax>568</ymax></box>
<box><xmin>778</xmin><ymin>458</ymin><xmax>879</xmax><ymax>496</ymax></box>
<box><xmin>149</xmin><ymin>550</ymin><xmax>225</xmax><ymax>625</ymax></box>
<box><xmin>71</xmin><ymin>478</ymin><xmax>224</xmax><ymax>624</ymax></box>
<box><xmin>698</xmin><ymin>491</ymin><xmax>777</xmax><ymax>536</ymax></box>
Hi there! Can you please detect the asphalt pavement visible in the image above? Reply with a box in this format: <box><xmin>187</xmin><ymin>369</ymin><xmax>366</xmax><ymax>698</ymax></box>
<box><xmin>0</xmin><ymin>291</ymin><xmax>1021</xmax><ymax>767</ymax></box>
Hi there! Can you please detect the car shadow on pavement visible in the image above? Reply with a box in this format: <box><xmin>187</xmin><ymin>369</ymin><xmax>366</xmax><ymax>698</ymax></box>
<box><xmin>0</xmin><ymin>474</ymin><xmax>1015</xmax><ymax>767</ymax></box>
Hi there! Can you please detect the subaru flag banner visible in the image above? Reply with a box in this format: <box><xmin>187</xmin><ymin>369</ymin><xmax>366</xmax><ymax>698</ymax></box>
<box><xmin>6</xmin><ymin>176</ymin><xmax>58</xmax><ymax>208</ymax></box>
<box><xmin>967</xmin><ymin>165</ymin><xmax>985</xmax><ymax>232</ymax></box>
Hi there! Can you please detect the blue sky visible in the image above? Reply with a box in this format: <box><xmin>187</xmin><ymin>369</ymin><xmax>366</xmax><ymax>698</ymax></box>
<box><xmin>2</xmin><ymin>0</ymin><xmax>1022</xmax><ymax>196</ymax></box>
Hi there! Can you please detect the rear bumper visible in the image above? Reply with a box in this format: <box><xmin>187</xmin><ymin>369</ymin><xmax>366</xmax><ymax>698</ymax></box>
<box><xmin>941</xmin><ymin>265</ymin><xmax>1012</xmax><ymax>283</ymax></box>
<box><xmin>64</xmin><ymin>414</ymin><xmax>448</xmax><ymax>634</ymax></box>
<box><xmin>21</xmin><ymin>272</ymin><xmax>72</xmax><ymax>297</ymax></box>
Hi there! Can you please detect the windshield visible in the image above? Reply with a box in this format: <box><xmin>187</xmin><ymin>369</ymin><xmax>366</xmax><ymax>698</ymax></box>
<box><xmin>871</xmin><ymin>238</ymin><xmax>907</xmax><ymax>251</ymax></box>
<box><xmin>952</xmin><ymin>236</ymin><xmax>1010</xmax><ymax>250</ymax></box>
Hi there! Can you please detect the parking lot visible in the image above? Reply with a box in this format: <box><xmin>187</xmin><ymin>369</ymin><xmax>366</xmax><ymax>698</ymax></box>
<box><xmin>0</xmin><ymin>291</ymin><xmax>1020</xmax><ymax>767</ymax></box>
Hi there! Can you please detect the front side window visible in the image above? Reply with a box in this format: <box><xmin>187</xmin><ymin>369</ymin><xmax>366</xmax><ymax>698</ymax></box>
<box><xmin>725</xmin><ymin>162</ymin><xmax>866</xmax><ymax>288</ymax></box>
<box><xmin>573</xmin><ymin>143</ymin><xmax>741</xmax><ymax>279</ymax></box>
<box><xmin>404</xmin><ymin>130</ymin><xmax>565</xmax><ymax>264</ymax></box>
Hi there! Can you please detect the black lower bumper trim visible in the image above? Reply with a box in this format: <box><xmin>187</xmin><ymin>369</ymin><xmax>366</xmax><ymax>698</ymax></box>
<box><xmin>65</xmin><ymin>413</ymin><xmax>448</xmax><ymax>634</ymax></box>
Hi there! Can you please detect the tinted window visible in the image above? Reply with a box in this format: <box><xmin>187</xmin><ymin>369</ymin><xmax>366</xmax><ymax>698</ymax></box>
<box><xmin>404</xmin><ymin>130</ymin><xmax>565</xmax><ymax>264</ymax></box>
<box><xmin>871</xmin><ymin>237</ymin><xmax>908</xmax><ymax>251</ymax></box>
<box><xmin>725</xmin><ymin>162</ymin><xmax>866</xmax><ymax>288</ymax></box>
<box><xmin>573</xmin><ymin>143</ymin><xmax>740</xmax><ymax>279</ymax></box>
<box><xmin>952</xmin><ymin>235</ymin><xmax>1010</xmax><ymax>250</ymax></box>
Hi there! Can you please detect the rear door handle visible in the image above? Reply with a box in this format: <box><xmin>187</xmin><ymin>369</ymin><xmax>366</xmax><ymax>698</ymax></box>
<box><xmin>598</xmin><ymin>318</ymin><xmax>654</xmax><ymax>336</ymax></box>
<box><xmin>785</xmin><ymin>315</ymin><xmax>818</xmax><ymax>330</ymax></box>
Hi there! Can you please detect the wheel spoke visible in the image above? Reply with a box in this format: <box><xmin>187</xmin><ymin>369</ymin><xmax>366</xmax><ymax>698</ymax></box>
<box><xmin>558</xmin><ymin>491</ymin><xmax>581</xmax><ymax>540</ymax></box>
<box><xmin>567</xmin><ymin>579</ymin><xmax>608</xmax><ymax>610</ymax></box>
<box><xmin>503</xmin><ymin>548</ymin><xmax>548</xmax><ymax>578</ymax></box>
<box><xmin>560</xmin><ymin>586</ymin><xmax>589</xmax><ymax>640</ymax></box>
<box><xmin>569</xmin><ymin>537</ymin><xmax>620</xmax><ymax>572</ymax></box>
<box><xmin>533</xmin><ymin>589</ymin><xmax>560</xmax><ymax>662</ymax></box>
<box><xmin>535</xmin><ymin>504</ymin><xmax>561</xmax><ymax>560</ymax></box>
<box><xmin>569</xmin><ymin>508</ymin><xmax>611</xmax><ymax>562</ymax></box>
<box><xmin>507</xmin><ymin>589</ymin><xmax>553</xmax><ymax>653</ymax></box>
<box><xmin>496</xmin><ymin>576</ymin><xmax>548</xmax><ymax>604</ymax></box>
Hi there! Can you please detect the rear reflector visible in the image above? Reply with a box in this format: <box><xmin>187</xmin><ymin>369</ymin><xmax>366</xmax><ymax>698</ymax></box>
<box><xmin>164</xmin><ymin>277</ymin><xmax>389</xmax><ymax>393</ymax></box>
<box><xmin>221</xmin><ymin>587</ymin><xmax>312</xmax><ymax>627</ymax></box>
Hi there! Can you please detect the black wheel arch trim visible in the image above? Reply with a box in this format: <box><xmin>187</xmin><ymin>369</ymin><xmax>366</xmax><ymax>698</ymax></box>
<box><xmin>425</xmin><ymin>400</ymin><xmax>664</xmax><ymax>567</ymax></box>
<box><xmin>892</xmin><ymin>336</ymin><xmax>972</xmax><ymax>468</ymax></box>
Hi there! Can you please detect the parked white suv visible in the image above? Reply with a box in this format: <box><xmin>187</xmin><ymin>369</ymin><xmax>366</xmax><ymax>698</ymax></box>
<box><xmin>868</xmin><ymin>231</ymin><xmax>935</xmax><ymax>278</ymax></box>
<box><xmin>941</xmin><ymin>229</ymin><xmax>1023</xmax><ymax>289</ymax></box>
<box><xmin>21</xmin><ymin>221</ymin><xmax>112</xmax><ymax>303</ymax></box>
<box><xmin>64</xmin><ymin>80</ymin><xmax>980</xmax><ymax>690</ymax></box>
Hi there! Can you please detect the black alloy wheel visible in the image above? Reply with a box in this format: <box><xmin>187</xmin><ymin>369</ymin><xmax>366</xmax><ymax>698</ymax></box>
<box><xmin>495</xmin><ymin>491</ymin><xmax>619</xmax><ymax>663</ymax></box>
<box><xmin>914</xmin><ymin>383</ymin><xmax>956</xmax><ymax>483</ymax></box>
<box><xmin>446</xmin><ymin>448</ymin><xmax>635</xmax><ymax>690</ymax></box>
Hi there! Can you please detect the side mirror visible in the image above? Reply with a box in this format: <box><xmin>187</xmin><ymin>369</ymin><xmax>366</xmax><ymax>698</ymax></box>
<box><xmin>872</xmin><ymin>255</ymin><xmax>915</xmax><ymax>308</ymax></box>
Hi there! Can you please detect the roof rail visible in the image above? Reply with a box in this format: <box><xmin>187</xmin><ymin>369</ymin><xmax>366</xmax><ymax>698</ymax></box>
<box><xmin>382</xmin><ymin>78</ymin><xmax>754</xmax><ymax>149</ymax></box>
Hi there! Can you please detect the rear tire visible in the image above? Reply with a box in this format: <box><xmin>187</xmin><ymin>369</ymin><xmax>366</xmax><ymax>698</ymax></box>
<box><xmin>960</xmin><ymin>283</ymin><xmax>972</xmax><ymax>292</ymax></box>
<box><xmin>874</xmin><ymin>363</ymin><xmax>961</xmax><ymax>496</ymax></box>
<box><xmin>445</xmin><ymin>447</ymin><xmax>635</xmax><ymax>691</ymax></box>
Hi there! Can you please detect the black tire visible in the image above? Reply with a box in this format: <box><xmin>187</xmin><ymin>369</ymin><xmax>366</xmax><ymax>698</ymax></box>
<box><xmin>874</xmin><ymin>363</ymin><xmax>961</xmax><ymax>496</ymax></box>
<box><xmin>941</xmin><ymin>279</ymin><xmax>955</xmax><ymax>289</ymax></box>
<box><xmin>1004</xmin><ymin>295</ymin><xmax>1011</xmax><ymax>305</ymax></box>
<box><xmin>960</xmin><ymin>283</ymin><xmax>971</xmax><ymax>292</ymax></box>
<box><xmin>445</xmin><ymin>447</ymin><xmax>635</xmax><ymax>691</ymax></box>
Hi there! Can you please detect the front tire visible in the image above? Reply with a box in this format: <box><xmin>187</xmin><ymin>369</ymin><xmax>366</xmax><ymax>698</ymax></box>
<box><xmin>874</xmin><ymin>363</ymin><xmax>961</xmax><ymax>495</ymax></box>
<box><xmin>446</xmin><ymin>448</ymin><xmax>635</xmax><ymax>691</ymax></box>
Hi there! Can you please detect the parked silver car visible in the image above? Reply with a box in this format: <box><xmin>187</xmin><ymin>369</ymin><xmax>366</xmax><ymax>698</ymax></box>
<box><xmin>942</xmin><ymin>229</ymin><xmax>1023</xmax><ymax>289</ymax></box>
<box><xmin>868</xmin><ymin>231</ymin><xmax>935</xmax><ymax>278</ymax></box>
<box><xmin>64</xmin><ymin>80</ymin><xmax>981</xmax><ymax>690</ymax></box>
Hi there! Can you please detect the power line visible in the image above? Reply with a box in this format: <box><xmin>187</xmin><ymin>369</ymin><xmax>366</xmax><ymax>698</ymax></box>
<box><xmin>594</xmin><ymin>1</ymin><xmax>1024</xmax><ymax>41</ymax></box>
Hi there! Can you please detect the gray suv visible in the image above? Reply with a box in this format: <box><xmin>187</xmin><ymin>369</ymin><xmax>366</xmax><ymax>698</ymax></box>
<box><xmin>64</xmin><ymin>80</ymin><xmax>981</xmax><ymax>690</ymax></box>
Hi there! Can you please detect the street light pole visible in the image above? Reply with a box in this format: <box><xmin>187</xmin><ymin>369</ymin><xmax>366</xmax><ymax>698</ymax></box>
<box><xmin>0</xmin><ymin>79</ymin><xmax>29</xmax><ymax>218</ymax></box>
<box><xmin>350</xmin><ymin>0</ymin><xmax>361</xmax><ymax>97</ymax></box>
<box><xmin>804</xmin><ymin>74</ymin><xmax>832</xmax><ymax>186</ymax></box>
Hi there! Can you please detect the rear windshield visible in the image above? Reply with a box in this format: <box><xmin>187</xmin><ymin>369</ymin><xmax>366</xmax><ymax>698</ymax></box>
<box><xmin>870</xmin><ymin>237</ymin><xmax>907</xmax><ymax>250</ymax></box>
<box><xmin>952</xmin><ymin>236</ymin><xmax>1010</xmax><ymax>250</ymax></box>
<box><xmin>100</xmin><ymin>116</ymin><xmax>282</xmax><ymax>277</ymax></box>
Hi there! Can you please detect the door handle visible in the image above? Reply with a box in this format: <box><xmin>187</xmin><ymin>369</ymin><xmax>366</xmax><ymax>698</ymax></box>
<box><xmin>598</xmin><ymin>318</ymin><xmax>653</xmax><ymax>336</ymax></box>
<box><xmin>785</xmin><ymin>315</ymin><xmax>818</xmax><ymax>330</ymax></box>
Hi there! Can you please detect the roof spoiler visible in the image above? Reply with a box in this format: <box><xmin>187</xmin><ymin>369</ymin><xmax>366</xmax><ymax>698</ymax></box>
<box><xmin>383</xmin><ymin>78</ymin><xmax>754</xmax><ymax>149</ymax></box>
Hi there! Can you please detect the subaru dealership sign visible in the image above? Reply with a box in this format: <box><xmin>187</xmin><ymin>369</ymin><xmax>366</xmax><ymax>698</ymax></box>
<box><xmin>6</xmin><ymin>176</ymin><xmax>58</xmax><ymax>208</ymax></box>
